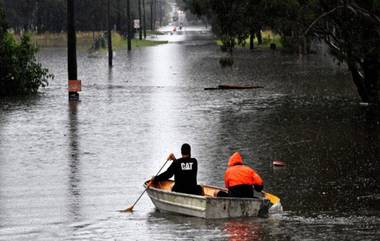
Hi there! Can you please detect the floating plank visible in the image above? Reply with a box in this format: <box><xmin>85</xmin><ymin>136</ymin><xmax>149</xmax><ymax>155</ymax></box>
<box><xmin>204</xmin><ymin>84</ymin><xmax>264</xmax><ymax>90</ymax></box>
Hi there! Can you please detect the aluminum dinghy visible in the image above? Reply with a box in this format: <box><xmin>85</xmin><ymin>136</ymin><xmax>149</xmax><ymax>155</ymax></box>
<box><xmin>145</xmin><ymin>180</ymin><xmax>282</xmax><ymax>219</ymax></box>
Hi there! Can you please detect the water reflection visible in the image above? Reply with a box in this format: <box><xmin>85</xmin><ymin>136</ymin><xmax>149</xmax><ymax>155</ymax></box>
<box><xmin>107</xmin><ymin>68</ymin><xmax>113</xmax><ymax>102</ymax></box>
<box><xmin>1</xmin><ymin>25</ymin><xmax>379</xmax><ymax>240</ymax></box>
<box><xmin>223</xmin><ymin>219</ymin><xmax>263</xmax><ymax>241</ymax></box>
<box><xmin>67</xmin><ymin>101</ymin><xmax>81</xmax><ymax>222</ymax></box>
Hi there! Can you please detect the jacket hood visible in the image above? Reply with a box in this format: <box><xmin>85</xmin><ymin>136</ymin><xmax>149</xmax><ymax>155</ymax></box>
<box><xmin>228</xmin><ymin>152</ymin><xmax>244</xmax><ymax>167</ymax></box>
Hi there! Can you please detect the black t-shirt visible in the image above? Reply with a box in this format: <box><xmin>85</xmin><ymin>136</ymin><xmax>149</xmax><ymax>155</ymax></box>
<box><xmin>155</xmin><ymin>157</ymin><xmax>198</xmax><ymax>194</ymax></box>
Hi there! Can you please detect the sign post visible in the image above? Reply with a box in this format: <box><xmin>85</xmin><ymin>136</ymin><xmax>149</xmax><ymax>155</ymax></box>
<box><xmin>68</xmin><ymin>80</ymin><xmax>81</xmax><ymax>101</ymax></box>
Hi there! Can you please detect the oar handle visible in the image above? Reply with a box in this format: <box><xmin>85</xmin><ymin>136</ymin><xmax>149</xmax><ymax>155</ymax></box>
<box><xmin>153</xmin><ymin>159</ymin><xmax>171</xmax><ymax>177</ymax></box>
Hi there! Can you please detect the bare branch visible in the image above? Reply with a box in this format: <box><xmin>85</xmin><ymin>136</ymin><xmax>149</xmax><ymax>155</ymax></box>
<box><xmin>304</xmin><ymin>6</ymin><xmax>343</xmax><ymax>35</ymax></box>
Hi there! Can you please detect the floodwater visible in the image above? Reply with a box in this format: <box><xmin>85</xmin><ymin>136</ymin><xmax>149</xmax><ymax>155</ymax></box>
<box><xmin>0</xmin><ymin>26</ymin><xmax>379</xmax><ymax>241</ymax></box>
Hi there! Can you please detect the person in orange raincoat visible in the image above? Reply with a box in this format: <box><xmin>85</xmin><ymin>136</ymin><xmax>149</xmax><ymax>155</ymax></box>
<box><xmin>217</xmin><ymin>152</ymin><xmax>264</xmax><ymax>198</ymax></box>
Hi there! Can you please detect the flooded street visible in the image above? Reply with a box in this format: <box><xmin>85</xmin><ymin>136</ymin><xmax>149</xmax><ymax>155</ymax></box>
<box><xmin>1</xmin><ymin>27</ymin><xmax>379</xmax><ymax>240</ymax></box>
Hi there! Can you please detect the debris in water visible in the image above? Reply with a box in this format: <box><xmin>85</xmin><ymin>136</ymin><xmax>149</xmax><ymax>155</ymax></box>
<box><xmin>273</xmin><ymin>160</ymin><xmax>285</xmax><ymax>167</ymax></box>
<box><xmin>204</xmin><ymin>84</ymin><xmax>264</xmax><ymax>90</ymax></box>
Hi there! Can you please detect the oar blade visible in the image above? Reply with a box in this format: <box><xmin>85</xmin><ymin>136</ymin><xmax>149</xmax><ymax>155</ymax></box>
<box><xmin>120</xmin><ymin>206</ymin><xmax>134</xmax><ymax>212</ymax></box>
<box><xmin>263</xmin><ymin>191</ymin><xmax>280</xmax><ymax>205</ymax></box>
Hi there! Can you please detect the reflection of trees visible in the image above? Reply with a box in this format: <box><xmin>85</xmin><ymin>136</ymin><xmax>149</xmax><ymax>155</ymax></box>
<box><xmin>68</xmin><ymin>101</ymin><xmax>81</xmax><ymax>221</ymax></box>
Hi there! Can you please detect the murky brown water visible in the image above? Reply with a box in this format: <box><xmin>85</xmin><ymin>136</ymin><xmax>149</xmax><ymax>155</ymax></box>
<box><xmin>0</xmin><ymin>27</ymin><xmax>379</xmax><ymax>240</ymax></box>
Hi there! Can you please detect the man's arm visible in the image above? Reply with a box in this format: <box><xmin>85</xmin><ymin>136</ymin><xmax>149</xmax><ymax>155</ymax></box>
<box><xmin>154</xmin><ymin>162</ymin><xmax>175</xmax><ymax>182</ymax></box>
<box><xmin>251</xmin><ymin>169</ymin><xmax>264</xmax><ymax>192</ymax></box>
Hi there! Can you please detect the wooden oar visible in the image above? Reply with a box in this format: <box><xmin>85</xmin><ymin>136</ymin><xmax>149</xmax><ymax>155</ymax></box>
<box><xmin>262</xmin><ymin>191</ymin><xmax>280</xmax><ymax>205</ymax></box>
<box><xmin>120</xmin><ymin>159</ymin><xmax>171</xmax><ymax>212</ymax></box>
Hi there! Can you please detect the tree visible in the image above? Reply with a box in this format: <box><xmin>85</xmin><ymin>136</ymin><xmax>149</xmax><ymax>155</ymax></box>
<box><xmin>180</xmin><ymin>0</ymin><xmax>380</xmax><ymax>104</ymax></box>
<box><xmin>0</xmin><ymin>3</ymin><xmax>53</xmax><ymax>96</ymax></box>
<box><xmin>306</xmin><ymin>0</ymin><xmax>380</xmax><ymax>104</ymax></box>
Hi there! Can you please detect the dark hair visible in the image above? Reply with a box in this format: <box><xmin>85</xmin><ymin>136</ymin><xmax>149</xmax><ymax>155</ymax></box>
<box><xmin>181</xmin><ymin>143</ymin><xmax>191</xmax><ymax>156</ymax></box>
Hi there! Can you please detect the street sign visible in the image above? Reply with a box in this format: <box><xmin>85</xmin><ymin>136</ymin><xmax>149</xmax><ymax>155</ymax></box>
<box><xmin>68</xmin><ymin>80</ymin><xmax>81</xmax><ymax>92</ymax></box>
<box><xmin>134</xmin><ymin>19</ymin><xmax>140</xmax><ymax>29</ymax></box>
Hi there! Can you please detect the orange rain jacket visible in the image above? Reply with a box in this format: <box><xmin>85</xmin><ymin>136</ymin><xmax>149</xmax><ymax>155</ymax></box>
<box><xmin>224</xmin><ymin>152</ymin><xmax>263</xmax><ymax>189</ymax></box>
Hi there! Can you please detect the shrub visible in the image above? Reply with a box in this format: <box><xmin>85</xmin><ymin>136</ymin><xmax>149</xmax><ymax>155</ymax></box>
<box><xmin>0</xmin><ymin>6</ymin><xmax>53</xmax><ymax>96</ymax></box>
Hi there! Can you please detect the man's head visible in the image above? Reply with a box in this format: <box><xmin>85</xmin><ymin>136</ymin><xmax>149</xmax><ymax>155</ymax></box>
<box><xmin>181</xmin><ymin>143</ymin><xmax>191</xmax><ymax>157</ymax></box>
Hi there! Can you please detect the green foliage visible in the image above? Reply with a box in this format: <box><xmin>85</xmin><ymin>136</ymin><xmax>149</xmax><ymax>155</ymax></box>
<box><xmin>0</xmin><ymin>0</ymin><xmax>53</xmax><ymax>96</ymax></box>
<box><xmin>180</xmin><ymin>0</ymin><xmax>380</xmax><ymax>102</ymax></box>
<box><xmin>0</xmin><ymin>31</ymin><xmax>53</xmax><ymax>96</ymax></box>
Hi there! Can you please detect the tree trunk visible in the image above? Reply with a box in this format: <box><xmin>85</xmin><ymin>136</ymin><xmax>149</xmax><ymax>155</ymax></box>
<box><xmin>116</xmin><ymin>0</ymin><xmax>122</xmax><ymax>33</ymax></box>
<box><xmin>143</xmin><ymin>0</ymin><xmax>146</xmax><ymax>39</ymax></box>
<box><xmin>67</xmin><ymin>0</ymin><xmax>78</xmax><ymax>100</ymax></box>
<box><xmin>107</xmin><ymin>0</ymin><xmax>113</xmax><ymax>67</ymax></box>
<box><xmin>153</xmin><ymin>0</ymin><xmax>157</xmax><ymax>29</ymax></box>
<box><xmin>138</xmin><ymin>0</ymin><xmax>142</xmax><ymax>40</ymax></box>
<box><xmin>249</xmin><ymin>31</ymin><xmax>254</xmax><ymax>50</ymax></box>
<box><xmin>347</xmin><ymin>60</ymin><xmax>369</xmax><ymax>102</ymax></box>
<box><xmin>363</xmin><ymin>53</ymin><xmax>380</xmax><ymax>104</ymax></box>
<box><xmin>35</xmin><ymin>0</ymin><xmax>43</xmax><ymax>33</ymax></box>
<box><xmin>150</xmin><ymin>0</ymin><xmax>153</xmax><ymax>31</ymax></box>
<box><xmin>159</xmin><ymin>0</ymin><xmax>163</xmax><ymax>26</ymax></box>
<box><xmin>127</xmin><ymin>0</ymin><xmax>132</xmax><ymax>51</ymax></box>
<box><xmin>256</xmin><ymin>30</ymin><xmax>262</xmax><ymax>45</ymax></box>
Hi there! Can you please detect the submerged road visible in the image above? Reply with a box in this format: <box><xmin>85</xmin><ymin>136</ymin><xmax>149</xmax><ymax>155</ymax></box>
<box><xmin>0</xmin><ymin>26</ymin><xmax>379</xmax><ymax>240</ymax></box>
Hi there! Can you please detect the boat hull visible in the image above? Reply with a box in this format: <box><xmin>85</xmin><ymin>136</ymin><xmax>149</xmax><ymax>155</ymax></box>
<box><xmin>145</xmin><ymin>180</ymin><xmax>275</xmax><ymax>219</ymax></box>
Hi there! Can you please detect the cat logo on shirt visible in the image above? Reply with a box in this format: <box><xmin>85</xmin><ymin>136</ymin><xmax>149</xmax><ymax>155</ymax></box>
<box><xmin>181</xmin><ymin>162</ymin><xmax>193</xmax><ymax>170</ymax></box>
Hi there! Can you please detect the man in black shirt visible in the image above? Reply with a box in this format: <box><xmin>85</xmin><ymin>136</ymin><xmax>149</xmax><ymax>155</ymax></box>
<box><xmin>153</xmin><ymin>143</ymin><xmax>202</xmax><ymax>195</ymax></box>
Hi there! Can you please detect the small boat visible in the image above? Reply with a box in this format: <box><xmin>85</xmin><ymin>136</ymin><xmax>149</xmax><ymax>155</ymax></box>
<box><xmin>145</xmin><ymin>180</ymin><xmax>282</xmax><ymax>219</ymax></box>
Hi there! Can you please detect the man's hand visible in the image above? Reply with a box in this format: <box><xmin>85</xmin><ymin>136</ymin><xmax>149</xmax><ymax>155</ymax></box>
<box><xmin>167</xmin><ymin>153</ymin><xmax>176</xmax><ymax>161</ymax></box>
<box><xmin>149</xmin><ymin>176</ymin><xmax>157</xmax><ymax>186</ymax></box>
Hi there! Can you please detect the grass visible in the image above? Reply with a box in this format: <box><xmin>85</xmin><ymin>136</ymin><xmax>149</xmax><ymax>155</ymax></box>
<box><xmin>109</xmin><ymin>32</ymin><xmax>167</xmax><ymax>48</ymax></box>
<box><xmin>216</xmin><ymin>30</ymin><xmax>283</xmax><ymax>50</ymax></box>
<box><xmin>28</xmin><ymin>31</ymin><xmax>168</xmax><ymax>49</ymax></box>
<box><xmin>146</xmin><ymin>30</ymin><xmax>166</xmax><ymax>36</ymax></box>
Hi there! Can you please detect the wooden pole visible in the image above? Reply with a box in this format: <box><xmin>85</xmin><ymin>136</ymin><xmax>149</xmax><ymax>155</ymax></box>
<box><xmin>127</xmin><ymin>0</ymin><xmax>132</xmax><ymax>51</ymax></box>
<box><xmin>67</xmin><ymin>0</ymin><xmax>78</xmax><ymax>101</ymax></box>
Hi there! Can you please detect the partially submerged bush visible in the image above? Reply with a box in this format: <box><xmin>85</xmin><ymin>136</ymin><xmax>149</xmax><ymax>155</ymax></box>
<box><xmin>0</xmin><ymin>32</ymin><xmax>53</xmax><ymax>96</ymax></box>
<box><xmin>91</xmin><ymin>34</ymin><xmax>106</xmax><ymax>50</ymax></box>
<box><xmin>0</xmin><ymin>4</ymin><xmax>53</xmax><ymax>96</ymax></box>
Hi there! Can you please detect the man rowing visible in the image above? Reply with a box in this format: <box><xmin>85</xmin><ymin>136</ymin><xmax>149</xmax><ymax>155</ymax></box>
<box><xmin>153</xmin><ymin>143</ymin><xmax>203</xmax><ymax>195</ymax></box>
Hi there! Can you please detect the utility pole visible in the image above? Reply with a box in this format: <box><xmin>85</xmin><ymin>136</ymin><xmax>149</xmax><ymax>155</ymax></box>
<box><xmin>107</xmin><ymin>0</ymin><xmax>113</xmax><ymax>67</ymax></box>
<box><xmin>67</xmin><ymin>0</ymin><xmax>79</xmax><ymax>101</ymax></box>
<box><xmin>127</xmin><ymin>0</ymin><xmax>132</xmax><ymax>50</ymax></box>
<box><xmin>143</xmin><ymin>0</ymin><xmax>146</xmax><ymax>39</ymax></box>
<box><xmin>138</xmin><ymin>0</ymin><xmax>142</xmax><ymax>40</ymax></box>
